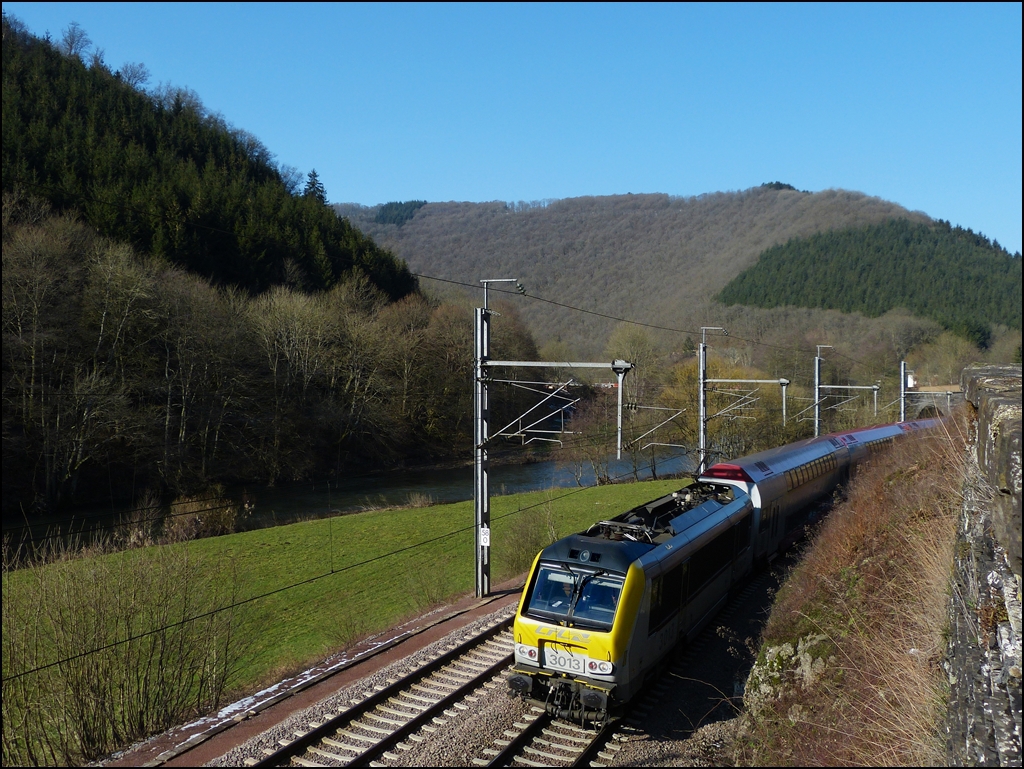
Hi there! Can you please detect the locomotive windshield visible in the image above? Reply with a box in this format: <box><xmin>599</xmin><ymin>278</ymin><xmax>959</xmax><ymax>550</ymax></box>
<box><xmin>525</xmin><ymin>566</ymin><xmax>623</xmax><ymax>630</ymax></box>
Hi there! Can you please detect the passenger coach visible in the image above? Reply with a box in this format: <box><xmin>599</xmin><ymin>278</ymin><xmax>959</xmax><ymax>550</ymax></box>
<box><xmin>507</xmin><ymin>419</ymin><xmax>940</xmax><ymax>722</ymax></box>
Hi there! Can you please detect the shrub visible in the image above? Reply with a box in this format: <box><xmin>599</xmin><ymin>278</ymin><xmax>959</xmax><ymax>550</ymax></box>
<box><xmin>161</xmin><ymin>490</ymin><xmax>237</xmax><ymax>542</ymax></box>
<box><xmin>2</xmin><ymin>537</ymin><xmax>244</xmax><ymax>765</ymax></box>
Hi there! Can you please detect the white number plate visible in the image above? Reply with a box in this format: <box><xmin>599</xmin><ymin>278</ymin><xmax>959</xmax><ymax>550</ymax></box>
<box><xmin>542</xmin><ymin>647</ymin><xmax>586</xmax><ymax>674</ymax></box>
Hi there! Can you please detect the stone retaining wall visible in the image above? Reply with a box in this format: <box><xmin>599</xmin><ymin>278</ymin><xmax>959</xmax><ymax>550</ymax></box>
<box><xmin>946</xmin><ymin>364</ymin><xmax>1022</xmax><ymax>766</ymax></box>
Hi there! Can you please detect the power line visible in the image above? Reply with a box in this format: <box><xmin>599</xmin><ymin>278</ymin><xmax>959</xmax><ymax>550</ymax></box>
<box><xmin>2</xmin><ymin>457</ymin><xmax>685</xmax><ymax>684</ymax></box>
<box><xmin>414</xmin><ymin>272</ymin><xmax>883</xmax><ymax>363</ymax></box>
<box><xmin>5</xmin><ymin>178</ymin><xmax>899</xmax><ymax>371</ymax></box>
<box><xmin>415</xmin><ymin>273</ymin><xmax>703</xmax><ymax>336</ymax></box>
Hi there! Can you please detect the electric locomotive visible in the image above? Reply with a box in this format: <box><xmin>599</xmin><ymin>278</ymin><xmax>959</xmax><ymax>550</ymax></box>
<box><xmin>507</xmin><ymin>419</ymin><xmax>940</xmax><ymax>722</ymax></box>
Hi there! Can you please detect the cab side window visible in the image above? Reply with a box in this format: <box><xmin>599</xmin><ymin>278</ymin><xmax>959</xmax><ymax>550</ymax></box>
<box><xmin>648</xmin><ymin>563</ymin><xmax>686</xmax><ymax>635</ymax></box>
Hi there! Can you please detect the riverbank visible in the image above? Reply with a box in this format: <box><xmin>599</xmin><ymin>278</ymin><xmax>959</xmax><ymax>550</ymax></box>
<box><xmin>2</xmin><ymin>476</ymin><xmax>687</xmax><ymax>766</ymax></box>
<box><xmin>4</xmin><ymin>450</ymin><xmax>697</xmax><ymax>555</ymax></box>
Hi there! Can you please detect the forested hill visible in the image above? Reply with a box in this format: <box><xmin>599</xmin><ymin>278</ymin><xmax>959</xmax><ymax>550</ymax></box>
<box><xmin>717</xmin><ymin>219</ymin><xmax>1022</xmax><ymax>346</ymax></box>
<box><xmin>0</xmin><ymin>14</ymin><xmax>414</xmax><ymax>299</ymax></box>
<box><xmin>337</xmin><ymin>188</ymin><xmax>926</xmax><ymax>356</ymax></box>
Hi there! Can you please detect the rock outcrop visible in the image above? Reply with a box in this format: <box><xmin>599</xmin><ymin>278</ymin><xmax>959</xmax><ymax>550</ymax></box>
<box><xmin>946</xmin><ymin>365</ymin><xmax>1022</xmax><ymax>766</ymax></box>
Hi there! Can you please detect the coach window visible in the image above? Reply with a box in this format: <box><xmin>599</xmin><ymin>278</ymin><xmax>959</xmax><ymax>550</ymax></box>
<box><xmin>687</xmin><ymin>528</ymin><xmax>734</xmax><ymax>600</ymax></box>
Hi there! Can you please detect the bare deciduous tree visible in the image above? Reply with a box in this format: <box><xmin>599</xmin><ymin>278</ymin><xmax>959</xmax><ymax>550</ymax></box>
<box><xmin>118</xmin><ymin>61</ymin><xmax>150</xmax><ymax>89</ymax></box>
<box><xmin>58</xmin><ymin>21</ymin><xmax>91</xmax><ymax>58</ymax></box>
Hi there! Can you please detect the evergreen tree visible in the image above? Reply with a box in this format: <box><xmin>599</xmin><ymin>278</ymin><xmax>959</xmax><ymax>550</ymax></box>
<box><xmin>717</xmin><ymin>218</ymin><xmax>1021</xmax><ymax>343</ymax></box>
<box><xmin>375</xmin><ymin>200</ymin><xmax>427</xmax><ymax>226</ymax></box>
<box><xmin>303</xmin><ymin>169</ymin><xmax>327</xmax><ymax>204</ymax></box>
<box><xmin>0</xmin><ymin>15</ymin><xmax>416</xmax><ymax>299</ymax></box>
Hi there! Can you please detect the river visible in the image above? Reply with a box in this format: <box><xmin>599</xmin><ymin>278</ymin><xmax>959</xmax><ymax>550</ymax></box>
<box><xmin>4</xmin><ymin>450</ymin><xmax>696</xmax><ymax>550</ymax></box>
<box><xmin>231</xmin><ymin>450</ymin><xmax>696</xmax><ymax>531</ymax></box>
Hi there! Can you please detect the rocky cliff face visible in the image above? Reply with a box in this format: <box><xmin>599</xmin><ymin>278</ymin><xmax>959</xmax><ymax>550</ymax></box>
<box><xmin>946</xmin><ymin>365</ymin><xmax>1022</xmax><ymax>766</ymax></box>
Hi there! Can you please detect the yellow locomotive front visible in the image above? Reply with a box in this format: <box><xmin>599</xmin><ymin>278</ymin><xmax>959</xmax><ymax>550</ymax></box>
<box><xmin>508</xmin><ymin>537</ymin><xmax>650</xmax><ymax>721</ymax></box>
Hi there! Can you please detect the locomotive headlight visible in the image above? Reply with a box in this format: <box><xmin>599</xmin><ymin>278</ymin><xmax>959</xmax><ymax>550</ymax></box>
<box><xmin>587</xmin><ymin>660</ymin><xmax>614</xmax><ymax>674</ymax></box>
<box><xmin>516</xmin><ymin>644</ymin><xmax>538</xmax><ymax>660</ymax></box>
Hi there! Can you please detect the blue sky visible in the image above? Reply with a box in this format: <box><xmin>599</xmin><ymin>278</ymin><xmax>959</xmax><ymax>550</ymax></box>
<box><xmin>5</xmin><ymin>3</ymin><xmax>1022</xmax><ymax>253</ymax></box>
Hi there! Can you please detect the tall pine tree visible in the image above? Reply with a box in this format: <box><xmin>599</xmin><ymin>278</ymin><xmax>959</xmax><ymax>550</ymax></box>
<box><xmin>303</xmin><ymin>169</ymin><xmax>327</xmax><ymax>204</ymax></box>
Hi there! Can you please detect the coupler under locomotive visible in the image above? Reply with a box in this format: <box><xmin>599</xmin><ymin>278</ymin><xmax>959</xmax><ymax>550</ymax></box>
<box><xmin>508</xmin><ymin>671</ymin><xmax>611</xmax><ymax>724</ymax></box>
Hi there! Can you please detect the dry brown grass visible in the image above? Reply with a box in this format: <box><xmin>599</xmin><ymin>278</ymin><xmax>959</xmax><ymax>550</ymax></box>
<box><xmin>161</xmin><ymin>490</ymin><xmax>238</xmax><ymax>541</ymax></box>
<box><xmin>737</xmin><ymin>414</ymin><xmax>966</xmax><ymax>766</ymax></box>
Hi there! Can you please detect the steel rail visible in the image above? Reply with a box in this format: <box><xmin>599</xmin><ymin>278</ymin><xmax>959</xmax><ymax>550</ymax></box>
<box><xmin>482</xmin><ymin>711</ymin><xmax>614</xmax><ymax>768</ymax></box>
<box><xmin>253</xmin><ymin>616</ymin><xmax>513</xmax><ymax>767</ymax></box>
<box><xmin>478</xmin><ymin>567</ymin><xmax>784</xmax><ymax>767</ymax></box>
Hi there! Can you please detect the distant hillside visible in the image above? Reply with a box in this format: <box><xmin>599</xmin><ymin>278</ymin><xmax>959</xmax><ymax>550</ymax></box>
<box><xmin>718</xmin><ymin>218</ymin><xmax>1021</xmax><ymax>347</ymax></box>
<box><xmin>1</xmin><ymin>14</ymin><xmax>414</xmax><ymax>299</ymax></box>
<box><xmin>337</xmin><ymin>188</ymin><xmax>927</xmax><ymax>355</ymax></box>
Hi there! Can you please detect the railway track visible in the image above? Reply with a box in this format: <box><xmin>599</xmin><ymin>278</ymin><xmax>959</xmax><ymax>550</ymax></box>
<box><xmin>250</xmin><ymin>616</ymin><xmax>515</xmax><ymax>767</ymax></box>
<box><xmin>241</xmin><ymin>558</ymin><xmax>784</xmax><ymax>768</ymax></box>
<box><xmin>471</xmin><ymin>569</ymin><xmax>777</xmax><ymax>768</ymax></box>
<box><xmin>474</xmin><ymin>709</ymin><xmax>617</xmax><ymax>767</ymax></box>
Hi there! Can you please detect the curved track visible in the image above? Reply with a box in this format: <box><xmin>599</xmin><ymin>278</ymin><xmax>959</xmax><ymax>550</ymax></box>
<box><xmin>473</xmin><ymin>569</ymin><xmax>778</xmax><ymax>768</ymax></box>
<box><xmin>240</xmin><ymin>543</ymin><xmax>797</xmax><ymax>767</ymax></box>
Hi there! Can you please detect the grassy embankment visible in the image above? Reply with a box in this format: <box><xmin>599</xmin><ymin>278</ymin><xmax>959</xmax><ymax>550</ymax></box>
<box><xmin>173</xmin><ymin>478</ymin><xmax>685</xmax><ymax>682</ymax></box>
<box><xmin>3</xmin><ymin>477</ymin><xmax>685</xmax><ymax>765</ymax></box>
<box><xmin>736</xmin><ymin>416</ymin><xmax>966</xmax><ymax>766</ymax></box>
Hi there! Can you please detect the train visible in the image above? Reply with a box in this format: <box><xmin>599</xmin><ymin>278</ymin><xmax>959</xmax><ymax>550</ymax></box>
<box><xmin>506</xmin><ymin>419</ymin><xmax>941</xmax><ymax>722</ymax></box>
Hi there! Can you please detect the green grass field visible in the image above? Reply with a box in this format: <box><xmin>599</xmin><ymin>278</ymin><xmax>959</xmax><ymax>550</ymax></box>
<box><xmin>5</xmin><ymin>478</ymin><xmax>688</xmax><ymax>695</ymax></box>
<box><xmin>201</xmin><ymin>478</ymin><xmax>688</xmax><ymax>687</ymax></box>
<box><xmin>3</xmin><ymin>478</ymin><xmax>692</xmax><ymax>764</ymax></box>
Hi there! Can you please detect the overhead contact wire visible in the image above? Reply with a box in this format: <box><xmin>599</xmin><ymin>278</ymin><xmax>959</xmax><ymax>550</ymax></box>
<box><xmin>2</xmin><ymin>453</ymin><xmax>686</xmax><ymax>684</ymax></box>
